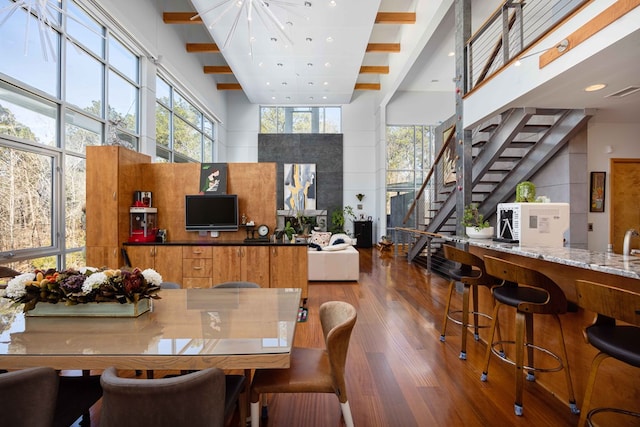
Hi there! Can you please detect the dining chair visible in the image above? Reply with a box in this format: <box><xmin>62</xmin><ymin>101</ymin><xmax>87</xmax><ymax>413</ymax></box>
<box><xmin>250</xmin><ymin>301</ymin><xmax>357</xmax><ymax>427</ymax></box>
<box><xmin>481</xmin><ymin>256</ymin><xmax>579</xmax><ymax>417</ymax></box>
<box><xmin>101</xmin><ymin>366</ymin><xmax>246</xmax><ymax>427</ymax></box>
<box><xmin>53</xmin><ymin>371</ymin><xmax>104</xmax><ymax>427</ymax></box>
<box><xmin>574</xmin><ymin>280</ymin><xmax>640</xmax><ymax>426</ymax></box>
<box><xmin>212</xmin><ymin>281</ymin><xmax>261</xmax><ymax>288</ymax></box>
<box><xmin>0</xmin><ymin>367</ymin><xmax>59</xmax><ymax>427</ymax></box>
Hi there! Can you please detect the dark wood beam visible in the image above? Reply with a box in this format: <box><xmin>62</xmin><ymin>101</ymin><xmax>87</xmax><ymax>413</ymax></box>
<box><xmin>375</xmin><ymin>12</ymin><xmax>416</xmax><ymax>24</ymax></box>
<box><xmin>359</xmin><ymin>66</ymin><xmax>389</xmax><ymax>74</ymax></box>
<box><xmin>163</xmin><ymin>12</ymin><xmax>202</xmax><ymax>24</ymax></box>
<box><xmin>366</xmin><ymin>43</ymin><xmax>401</xmax><ymax>53</ymax></box>
<box><xmin>217</xmin><ymin>83</ymin><xmax>243</xmax><ymax>90</ymax></box>
<box><xmin>186</xmin><ymin>43</ymin><xmax>220</xmax><ymax>53</ymax></box>
<box><xmin>354</xmin><ymin>83</ymin><xmax>381</xmax><ymax>90</ymax></box>
<box><xmin>204</xmin><ymin>66</ymin><xmax>233</xmax><ymax>74</ymax></box>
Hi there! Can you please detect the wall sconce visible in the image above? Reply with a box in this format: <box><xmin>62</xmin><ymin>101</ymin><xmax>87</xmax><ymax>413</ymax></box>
<box><xmin>514</xmin><ymin>39</ymin><xmax>569</xmax><ymax>66</ymax></box>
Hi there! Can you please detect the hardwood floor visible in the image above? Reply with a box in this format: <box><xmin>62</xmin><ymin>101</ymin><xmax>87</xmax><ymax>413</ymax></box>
<box><xmin>76</xmin><ymin>248</ymin><xmax>580</xmax><ymax>426</ymax></box>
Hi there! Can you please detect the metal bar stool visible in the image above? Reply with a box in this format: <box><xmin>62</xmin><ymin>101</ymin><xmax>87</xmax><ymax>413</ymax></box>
<box><xmin>481</xmin><ymin>256</ymin><xmax>579</xmax><ymax>417</ymax></box>
<box><xmin>575</xmin><ymin>280</ymin><xmax>640</xmax><ymax>427</ymax></box>
<box><xmin>440</xmin><ymin>245</ymin><xmax>500</xmax><ymax>360</ymax></box>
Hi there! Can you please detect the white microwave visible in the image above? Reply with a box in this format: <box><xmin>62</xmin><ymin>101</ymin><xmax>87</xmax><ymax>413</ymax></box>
<box><xmin>496</xmin><ymin>203</ymin><xmax>570</xmax><ymax>247</ymax></box>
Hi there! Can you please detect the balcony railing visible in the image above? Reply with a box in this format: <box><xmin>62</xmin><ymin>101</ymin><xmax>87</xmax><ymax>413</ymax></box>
<box><xmin>465</xmin><ymin>0</ymin><xmax>587</xmax><ymax>92</ymax></box>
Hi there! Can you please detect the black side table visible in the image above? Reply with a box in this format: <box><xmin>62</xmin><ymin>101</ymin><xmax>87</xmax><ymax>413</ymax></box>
<box><xmin>354</xmin><ymin>220</ymin><xmax>372</xmax><ymax>248</ymax></box>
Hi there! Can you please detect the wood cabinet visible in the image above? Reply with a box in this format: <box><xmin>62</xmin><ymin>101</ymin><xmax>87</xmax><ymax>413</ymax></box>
<box><xmin>270</xmin><ymin>245</ymin><xmax>308</xmax><ymax>300</ymax></box>
<box><xmin>126</xmin><ymin>245</ymin><xmax>183</xmax><ymax>284</ymax></box>
<box><xmin>86</xmin><ymin>146</ymin><xmax>150</xmax><ymax>268</ymax></box>
<box><xmin>183</xmin><ymin>246</ymin><xmax>213</xmax><ymax>288</ymax></box>
<box><xmin>211</xmin><ymin>246</ymin><xmax>270</xmax><ymax>287</ymax></box>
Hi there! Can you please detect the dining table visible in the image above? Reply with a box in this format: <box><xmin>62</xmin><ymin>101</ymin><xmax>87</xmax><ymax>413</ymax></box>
<box><xmin>0</xmin><ymin>287</ymin><xmax>302</xmax><ymax>371</ymax></box>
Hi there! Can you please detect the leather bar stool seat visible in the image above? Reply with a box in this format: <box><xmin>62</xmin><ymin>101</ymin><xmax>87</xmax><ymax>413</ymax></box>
<box><xmin>440</xmin><ymin>244</ymin><xmax>500</xmax><ymax>360</ymax></box>
<box><xmin>481</xmin><ymin>256</ymin><xmax>580</xmax><ymax>417</ymax></box>
<box><xmin>575</xmin><ymin>279</ymin><xmax>640</xmax><ymax>427</ymax></box>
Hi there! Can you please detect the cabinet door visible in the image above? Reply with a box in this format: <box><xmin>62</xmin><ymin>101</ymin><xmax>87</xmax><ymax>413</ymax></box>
<box><xmin>86</xmin><ymin>246</ymin><xmax>120</xmax><ymax>269</ymax></box>
<box><xmin>126</xmin><ymin>246</ymin><xmax>156</xmax><ymax>270</ymax></box>
<box><xmin>270</xmin><ymin>245</ymin><xmax>308</xmax><ymax>299</ymax></box>
<box><xmin>154</xmin><ymin>246</ymin><xmax>183</xmax><ymax>284</ymax></box>
<box><xmin>211</xmin><ymin>246</ymin><xmax>242</xmax><ymax>284</ymax></box>
<box><xmin>240</xmin><ymin>246</ymin><xmax>270</xmax><ymax>286</ymax></box>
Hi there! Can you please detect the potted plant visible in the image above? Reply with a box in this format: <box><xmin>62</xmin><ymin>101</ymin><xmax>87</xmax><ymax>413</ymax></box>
<box><xmin>461</xmin><ymin>203</ymin><xmax>494</xmax><ymax>239</ymax></box>
<box><xmin>330</xmin><ymin>205</ymin><xmax>356</xmax><ymax>234</ymax></box>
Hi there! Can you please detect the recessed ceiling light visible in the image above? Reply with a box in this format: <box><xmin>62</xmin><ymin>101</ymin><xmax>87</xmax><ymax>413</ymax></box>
<box><xmin>585</xmin><ymin>83</ymin><xmax>607</xmax><ymax>92</ymax></box>
<box><xmin>304</xmin><ymin>1</ymin><xmax>312</xmax><ymax>7</ymax></box>
<box><xmin>271</xmin><ymin>96</ymin><xmax>276</xmax><ymax>100</ymax></box>
<box><xmin>329</xmin><ymin>0</ymin><xmax>336</xmax><ymax>7</ymax></box>
<box><xmin>285</xmin><ymin>96</ymin><xmax>291</xmax><ymax>100</ymax></box>
<box><xmin>281</xmin><ymin>82</ymin><xmax>287</xmax><ymax>86</ymax></box>
<box><xmin>323</xmin><ymin>81</ymin><xmax>328</xmax><ymax>86</ymax></box>
<box><xmin>266</xmin><ymin>82</ymin><xmax>270</xmax><ymax>86</ymax></box>
<box><xmin>307</xmin><ymin>63</ymin><xmax>313</xmax><ymax>67</ymax></box>
<box><xmin>305</xmin><ymin>37</ymin><xmax>312</xmax><ymax>42</ymax></box>
<box><xmin>270</xmin><ymin>37</ymin><xmax>277</xmax><ymax>42</ymax></box>
<box><xmin>286</xmin><ymin>21</ymin><xmax>293</xmax><ymax>26</ymax></box>
<box><xmin>308</xmin><ymin>82</ymin><xmax>314</xmax><ymax>85</ymax></box>
<box><xmin>324</xmin><ymin>62</ymin><xmax>331</xmax><ymax>67</ymax></box>
<box><xmin>277</xmin><ymin>63</ymin><xmax>283</xmax><ymax>67</ymax></box>
<box><xmin>309</xmin><ymin>96</ymin><xmax>314</xmax><ymax>100</ymax></box>
<box><xmin>326</xmin><ymin>36</ymin><xmax>334</xmax><ymax>43</ymax></box>
<box><xmin>322</xmin><ymin>95</ymin><xmax>327</xmax><ymax>99</ymax></box>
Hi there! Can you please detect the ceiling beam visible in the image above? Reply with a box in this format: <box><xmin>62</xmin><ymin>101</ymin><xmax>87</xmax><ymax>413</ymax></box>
<box><xmin>366</xmin><ymin>43</ymin><xmax>401</xmax><ymax>53</ymax></box>
<box><xmin>360</xmin><ymin>66</ymin><xmax>389</xmax><ymax>74</ymax></box>
<box><xmin>204</xmin><ymin>66</ymin><xmax>233</xmax><ymax>74</ymax></box>
<box><xmin>375</xmin><ymin>12</ymin><xmax>416</xmax><ymax>24</ymax></box>
<box><xmin>186</xmin><ymin>43</ymin><xmax>220</xmax><ymax>53</ymax></box>
<box><xmin>217</xmin><ymin>83</ymin><xmax>243</xmax><ymax>90</ymax></box>
<box><xmin>163</xmin><ymin>12</ymin><xmax>201</xmax><ymax>24</ymax></box>
<box><xmin>355</xmin><ymin>83</ymin><xmax>381</xmax><ymax>90</ymax></box>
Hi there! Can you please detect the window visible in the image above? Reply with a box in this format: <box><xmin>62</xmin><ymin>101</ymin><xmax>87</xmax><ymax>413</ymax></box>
<box><xmin>155</xmin><ymin>76</ymin><xmax>215</xmax><ymax>163</ymax></box>
<box><xmin>0</xmin><ymin>0</ymin><xmax>140</xmax><ymax>271</ymax></box>
<box><xmin>386</xmin><ymin>125</ymin><xmax>434</xmax><ymax>229</ymax></box>
<box><xmin>260</xmin><ymin>106</ymin><xmax>341</xmax><ymax>133</ymax></box>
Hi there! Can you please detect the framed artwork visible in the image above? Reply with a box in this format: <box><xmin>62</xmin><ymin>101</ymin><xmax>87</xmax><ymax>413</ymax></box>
<box><xmin>442</xmin><ymin>125</ymin><xmax>456</xmax><ymax>185</ymax></box>
<box><xmin>590</xmin><ymin>171</ymin><xmax>606</xmax><ymax>212</ymax></box>
<box><xmin>200</xmin><ymin>163</ymin><xmax>228</xmax><ymax>194</ymax></box>
<box><xmin>284</xmin><ymin>163</ymin><xmax>316</xmax><ymax>210</ymax></box>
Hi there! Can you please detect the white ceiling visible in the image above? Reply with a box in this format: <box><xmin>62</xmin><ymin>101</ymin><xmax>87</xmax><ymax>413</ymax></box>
<box><xmin>187</xmin><ymin>0</ymin><xmax>414</xmax><ymax>105</ymax></box>
<box><xmin>176</xmin><ymin>0</ymin><xmax>640</xmax><ymax>122</ymax></box>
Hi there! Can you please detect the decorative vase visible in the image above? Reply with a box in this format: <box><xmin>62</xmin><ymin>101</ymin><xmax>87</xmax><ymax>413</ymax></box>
<box><xmin>465</xmin><ymin>226</ymin><xmax>494</xmax><ymax>239</ymax></box>
<box><xmin>25</xmin><ymin>299</ymin><xmax>151</xmax><ymax>317</ymax></box>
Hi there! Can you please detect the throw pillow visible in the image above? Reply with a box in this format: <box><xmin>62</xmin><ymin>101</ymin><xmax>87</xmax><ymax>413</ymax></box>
<box><xmin>332</xmin><ymin>238</ymin><xmax>345</xmax><ymax>245</ymax></box>
<box><xmin>329</xmin><ymin>233</ymin><xmax>354</xmax><ymax>246</ymax></box>
<box><xmin>310</xmin><ymin>230</ymin><xmax>332</xmax><ymax>247</ymax></box>
<box><xmin>308</xmin><ymin>242</ymin><xmax>323</xmax><ymax>251</ymax></box>
<box><xmin>322</xmin><ymin>242</ymin><xmax>351</xmax><ymax>251</ymax></box>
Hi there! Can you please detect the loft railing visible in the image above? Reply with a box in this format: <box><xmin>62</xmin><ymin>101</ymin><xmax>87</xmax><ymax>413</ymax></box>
<box><xmin>466</xmin><ymin>0</ymin><xmax>587</xmax><ymax>92</ymax></box>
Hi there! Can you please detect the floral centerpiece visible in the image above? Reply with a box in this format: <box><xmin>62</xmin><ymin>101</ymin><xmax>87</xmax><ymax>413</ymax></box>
<box><xmin>4</xmin><ymin>267</ymin><xmax>162</xmax><ymax>314</ymax></box>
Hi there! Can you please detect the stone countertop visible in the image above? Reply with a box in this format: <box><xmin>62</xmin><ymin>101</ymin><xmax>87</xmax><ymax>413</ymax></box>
<box><xmin>443</xmin><ymin>235</ymin><xmax>640</xmax><ymax>280</ymax></box>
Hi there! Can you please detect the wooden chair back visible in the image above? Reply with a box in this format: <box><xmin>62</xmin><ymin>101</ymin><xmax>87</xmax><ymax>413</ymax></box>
<box><xmin>575</xmin><ymin>280</ymin><xmax>640</xmax><ymax>326</ymax></box>
<box><xmin>443</xmin><ymin>245</ymin><xmax>498</xmax><ymax>287</ymax></box>
<box><xmin>483</xmin><ymin>255</ymin><xmax>567</xmax><ymax>314</ymax></box>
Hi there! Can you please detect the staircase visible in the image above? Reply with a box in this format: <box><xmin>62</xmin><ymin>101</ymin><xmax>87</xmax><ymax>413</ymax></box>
<box><xmin>406</xmin><ymin>107</ymin><xmax>592</xmax><ymax>273</ymax></box>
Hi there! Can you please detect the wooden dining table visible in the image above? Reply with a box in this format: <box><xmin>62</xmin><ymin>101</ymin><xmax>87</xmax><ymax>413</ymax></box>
<box><xmin>0</xmin><ymin>287</ymin><xmax>302</xmax><ymax>371</ymax></box>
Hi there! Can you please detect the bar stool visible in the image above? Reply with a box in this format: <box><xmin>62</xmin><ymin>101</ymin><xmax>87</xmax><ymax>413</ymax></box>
<box><xmin>480</xmin><ymin>256</ymin><xmax>579</xmax><ymax>417</ymax></box>
<box><xmin>575</xmin><ymin>280</ymin><xmax>640</xmax><ymax>427</ymax></box>
<box><xmin>439</xmin><ymin>245</ymin><xmax>500</xmax><ymax>360</ymax></box>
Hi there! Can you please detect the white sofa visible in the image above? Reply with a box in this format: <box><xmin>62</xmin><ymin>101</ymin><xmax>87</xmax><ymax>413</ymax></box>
<box><xmin>307</xmin><ymin>233</ymin><xmax>360</xmax><ymax>281</ymax></box>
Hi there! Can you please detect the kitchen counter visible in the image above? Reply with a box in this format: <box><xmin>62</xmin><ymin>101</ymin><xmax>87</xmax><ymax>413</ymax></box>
<box><xmin>444</xmin><ymin>236</ymin><xmax>640</xmax><ymax>280</ymax></box>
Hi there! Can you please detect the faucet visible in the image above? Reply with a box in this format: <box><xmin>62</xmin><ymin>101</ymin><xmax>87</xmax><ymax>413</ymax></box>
<box><xmin>623</xmin><ymin>228</ymin><xmax>639</xmax><ymax>256</ymax></box>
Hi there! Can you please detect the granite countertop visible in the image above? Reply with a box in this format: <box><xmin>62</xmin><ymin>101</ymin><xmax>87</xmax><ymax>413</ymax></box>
<box><xmin>443</xmin><ymin>235</ymin><xmax>640</xmax><ymax>280</ymax></box>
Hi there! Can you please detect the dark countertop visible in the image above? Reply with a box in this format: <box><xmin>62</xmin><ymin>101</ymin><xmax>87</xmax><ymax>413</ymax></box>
<box><xmin>123</xmin><ymin>240</ymin><xmax>308</xmax><ymax>247</ymax></box>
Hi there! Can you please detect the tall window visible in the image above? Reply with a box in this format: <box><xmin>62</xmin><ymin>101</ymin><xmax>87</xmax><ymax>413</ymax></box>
<box><xmin>0</xmin><ymin>0</ymin><xmax>140</xmax><ymax>271</ymax></box>
<box><xmin>260</xmin><ymin>106</ymin><xmax>341</xmax><ymax>133</ymax></box>
<box><xmin>155</xmin><ymin>76</ymin><xmax>215</xmax><ymax>163</ymax></box>
<box><xmin>386</xmin><ymin>125</ymin><xmax>434</xmax><ymax>229</ymax></box>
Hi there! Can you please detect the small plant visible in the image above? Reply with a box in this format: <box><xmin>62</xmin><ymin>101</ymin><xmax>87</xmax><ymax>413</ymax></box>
<box><xmin>283</xmin><ymin>221</ymin><xmax>296</xmax><ymax>241</ymax></box>
<box><xmin>461</xmin><ymin>203</ymin><xmax>490</xmax><ymax>230</ymax></box>
<box><xmin>330</xmin><ymin>205</ymin><xmax>356</xmax><ymax>233</ymax></box>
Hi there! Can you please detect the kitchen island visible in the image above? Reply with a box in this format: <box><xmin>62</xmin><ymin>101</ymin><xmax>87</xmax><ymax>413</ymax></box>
<box><xmin>441</xmin><ymin>236</ymin><xmax>640</xmax><ymax>418</ymax></box>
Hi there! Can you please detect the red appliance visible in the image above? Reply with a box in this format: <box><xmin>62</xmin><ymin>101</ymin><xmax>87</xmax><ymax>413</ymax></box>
<box><xmin>129</xmin><ymin>207</ymin><xmax>158</xmax><ymax>243</ymax></box>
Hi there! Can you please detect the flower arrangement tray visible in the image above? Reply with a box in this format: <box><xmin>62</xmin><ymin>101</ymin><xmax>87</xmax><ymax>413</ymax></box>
<box><xmin>25</xmin><ymin>298</ymin><xmax>150</xmax><ymax>317</ymax></box>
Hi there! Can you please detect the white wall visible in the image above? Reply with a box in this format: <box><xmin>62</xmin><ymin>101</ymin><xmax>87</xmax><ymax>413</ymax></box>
<box><xmin>587</xmin><ymin>121</ymin><xmax>640</xmax><ymax>251</ymax></box>
<box><xmin>386</xmin><ymin>91</ymin><xmax>455</xmax><ymax>125</ymax></box>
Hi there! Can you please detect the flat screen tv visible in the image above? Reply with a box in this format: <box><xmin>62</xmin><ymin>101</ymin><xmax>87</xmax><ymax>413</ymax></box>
<box><xmin>185</xmin><ymin>194</ymin><xmax>239</xmax><ymax>231</ymax></box>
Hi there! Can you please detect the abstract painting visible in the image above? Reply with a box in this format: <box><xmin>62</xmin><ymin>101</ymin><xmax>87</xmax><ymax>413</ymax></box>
<box><xmin>284</xmin><ymin>163</ymin><xmax>316</xmax><ymax>211</ymax></box>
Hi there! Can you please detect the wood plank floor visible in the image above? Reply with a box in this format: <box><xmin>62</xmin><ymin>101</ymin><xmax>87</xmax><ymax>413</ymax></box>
<box><xmin>76</xmin><ymin>248</ymin><xmax>580</xmax><ymax>426</ymax></box>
